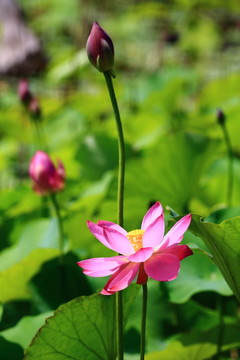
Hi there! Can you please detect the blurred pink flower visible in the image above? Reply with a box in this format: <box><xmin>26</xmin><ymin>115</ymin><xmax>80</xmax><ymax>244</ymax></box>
<box><xmin>86</xmin><ymin>21</ymin><xmax>114</xmax><ymax>72</ymax></box>
<box><xmin>18</xmin><ymin>79</ymin><xmax>42</xmax><ymax>121</ymax></box>
<box><xmin>18</xmin><ymin>79</ymin><xmax>32</xmax><ymax>105</ymax></box>
<box><xmin>29</xmin><ymin>151</ymin><xmax>65</xmax><ymax>195</ymax></box>
<box><xmin>78</xmin><ymin>202</ymin><xmax>192</xmax><ymax>295</ymax></box>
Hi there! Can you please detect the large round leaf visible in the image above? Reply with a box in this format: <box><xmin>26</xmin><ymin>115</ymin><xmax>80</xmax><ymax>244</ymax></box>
<box><xmin>24</xmin><ymin>286</ymin><xmax>139</xmax><ymax>360</ymax></box>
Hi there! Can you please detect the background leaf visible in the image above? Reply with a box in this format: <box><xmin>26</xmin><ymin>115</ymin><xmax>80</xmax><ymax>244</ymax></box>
<box><xmin>0</xmin><ymin>219</ymin><xmax>59</xmax><ymax>271</ymax></box>
<box><xmin>0</xmin><ymin>312</ymin><xmax>52</xmax><ymax>349</ymax></box>
<box><xmin>190</xmin><ymin>215</ymin><xmax>240</xmax><ymax>302</ymax></box>
<box><xmin>0</xmin><ymin>249</ymin><xmax>58</xmax><ymax>303</ymax></box>
<box><xmin>125</xmin><ymin>132</ymin><xmax>219</xmax><ymax>213</ymax></box>
<box><xmin>0</xmin><ymin>336</ymin><xmax>24</xmax><ymax>360</ymax></box>
<box><xmin>166</xmin><ymin>253</ymin><xmax>232</xmax><ymax>303</ymax></box>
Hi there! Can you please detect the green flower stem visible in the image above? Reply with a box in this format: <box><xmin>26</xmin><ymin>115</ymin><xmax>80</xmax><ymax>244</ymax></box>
<box><xmin>220</xmin><ymin>122</ymin><xmax>234</xmax><ymax>207</ymax></box>
<box><xmin>116</xmin><ymin>289</ymin><xmax>124</xmax><ymax>360</ymax></box>
<box><xmin>103</xmin><ymin>71</ymin><xmax>125</xmax><ymax>360</ymax></box>
<box><xmin>217</xmin><ymin>296</ymin><xmax>224</xmax><ymax>360</ymax></box>
<box><xmin>30</xmin><ymin>116</ymin><xmax>43</xmax><ymax>151</ymax></box>
<box><xmin>140</xmin><ymin>283</ymin><xmax>148</xmax><ymax>360</ymax></box>
<box><xmin>213</xmin><ymin>295</ymin><xmax>224</xmax><ymax>360</ymax></box>
<box><xmin>103</xmin><ymin>71</ymin><xmax>125</xmax><ymax>227</ymax></box>
<box><xmin>50</xmin><ymin>193</ymin><xmax>64</xmax><ymax>264</ymax></box>
<box><xmin>34</xmin><ymin>121</ymin><xmax>43</xmax><ymax>148</ymax></box>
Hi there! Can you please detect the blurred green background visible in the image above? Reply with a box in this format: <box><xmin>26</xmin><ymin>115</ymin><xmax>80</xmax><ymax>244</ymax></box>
<box><xmin>1</xmin><ymin>0</ymin><xmax>240</xmax><ymax>216</ymax></box>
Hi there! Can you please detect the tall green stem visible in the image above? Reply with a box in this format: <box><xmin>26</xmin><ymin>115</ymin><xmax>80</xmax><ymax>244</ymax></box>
<box><xmin>140</xmin><ymin>283</ymin><xmax>148</xmax><ymax>360</ymax></box>
<box><xmin>220</xmin><ymin>122</ymin><xmax>234</xmax><ymax>207</ymax></box>
<box><xmin>30</xmin><ymin>115</ymin><xmax>45</xmax><ymax>152</ymax></box>
<box><xmin>104</xmin><ymin>71</ymin><xmax>125</xmax><ymax>227</ymax></box>
<box><xmin>104</xmin><ymin>71</ymin><xmax>125</xmax><ymax>360</ymax></box>
<box><xmin>116</xmin><ymin>288</ymin><xmax>124</xmax><ymax>360</ymax></box>
<box><xmin>50</xmin><ymin>193</ymin><xmax>64</xmax><ymax>264</ymax></box>
<box><xmin>213</xmin><ymin>295</ymin><xmax>224</xmax><ymax>360</ymax></box>
<box><xmin>216</xmin><ymin>296</ymin><xmax>224</xmax><ymax>360</ymax></box>
<box><xmin>34</xmin><ymin>121</ymin><xmax>43</xmax><ymax>149</ymax></box>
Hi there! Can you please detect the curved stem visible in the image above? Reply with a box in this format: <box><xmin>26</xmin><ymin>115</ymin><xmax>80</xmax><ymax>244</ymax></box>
<box><xmin>103</xmin><ymin>71</ymin><xmax>125</xmax><ymax>360</ymax></box>
<box><xmin>30</xmin><ymin>116</ymin><xmax>45</xmax><ymax>152</ymax></box>
<box><xmin>34</xmin><ymin>120</ymin><xmax>43</xmax><ymax>149</ymax></box>
<box><xmin>221</xmin><ymin>122</ymin><xmax>234</xmax><ymax>207</ymax></box>
<box><xmin>103</xmin><ymin>71</ymin><xmax>125</xmax><ymax>227</ymax></box>
<box><xmin>50</xmin><ymin>192</ymin><xmax>64</xmax><ymax>264</ymax></box>
<box><xmin>140</xmin><ymin>283</ymin><xmax>148</xmax><ymax>360</ymax></box>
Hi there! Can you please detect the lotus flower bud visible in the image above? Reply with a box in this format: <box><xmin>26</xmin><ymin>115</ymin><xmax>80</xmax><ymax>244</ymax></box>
<box><xmin>29</xmin><ymin>151</ymin><xmax>65</xmax><ymax>195</ymax></box>
<box><xmin>29</xmin><ymin>98</ymin><xmax>42</xmax><ymax>121</ymax></box>
<box><xmin>217</xmin><ymin>108</ymin><xmax>226</xmax><ymax>126</ymax></box>
<box><xmin>86</xmin><ymin>22</ymin><xmax>114</xmax><ymax>73</ymax></box>
<box><xmin>18</xmin><ymin>79</ymin><xmax>32</xmax><ymax>105</ymax></box>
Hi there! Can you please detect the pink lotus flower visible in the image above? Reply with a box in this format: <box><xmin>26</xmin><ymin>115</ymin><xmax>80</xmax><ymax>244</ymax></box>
<box><xmin>29</xmin><ymin>151</ymin><xmax>65</xmax><ymax>195</ymax></box>
<box><xmin>86</xmin><ymin>22</ymin><xmax>114</xmax><ymax>73</ymax></box>
<box><xmin>78</xmin><ymin>202</ymin><xmax>192</xmax><ymax>295</ymax></box>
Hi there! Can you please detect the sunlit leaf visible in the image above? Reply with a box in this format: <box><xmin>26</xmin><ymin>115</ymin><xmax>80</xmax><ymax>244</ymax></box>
<box><xmin>145</xmin><ymin>342</ymin><xmax>216</xmax><ymax>360</ymax></box>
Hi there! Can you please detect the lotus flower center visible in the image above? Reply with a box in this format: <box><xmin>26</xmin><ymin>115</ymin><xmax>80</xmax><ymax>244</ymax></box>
<box><xmin>126</xmin><ymin>229</ymin><xmax>145</xmax><ymax>251</ymax></box>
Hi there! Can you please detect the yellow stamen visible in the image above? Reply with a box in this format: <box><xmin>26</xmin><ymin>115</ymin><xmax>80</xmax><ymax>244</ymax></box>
<box><xmin>126</xmin><ymin>229</ymin><xmax>145</xmax><ymax>251</ymax></box>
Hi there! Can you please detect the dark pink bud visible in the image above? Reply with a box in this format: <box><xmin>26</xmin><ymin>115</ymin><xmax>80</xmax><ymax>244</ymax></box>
<box><xmin>18</xmin><ymin>79</ymin><xmax>32</xmax><ymax>105</ymax></box>
<box><xmin>29</xmin><ymin>98</ymin><xmax>42</xmax><ymax>120</ymax></box>
<box><xmin>217</xmin><ymin>108</ymin><xmax>226</xmax><ymax>126</ymax></box>
<box><xmin>86</xmin><ymin>22</ymin><xmax>114</xmax><ymax>72</ymax></box>
<box><xmin>29</xmin><ymin>151</ymin><xmax>65</xmax><ymax>195</ymax></box>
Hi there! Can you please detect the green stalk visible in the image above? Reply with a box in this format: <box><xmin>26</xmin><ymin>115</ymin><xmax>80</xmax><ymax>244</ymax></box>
<box><xmin>34</xmin><ymin>120</ymin><xmax>43</xmax><ymax>149</ymax></box>
<box><xmin>50</xmin><ymin>192</ymin><xmax>64</xmax><ymax>264</ymax></box>
<box><xmin>213</xmin><ymin>295</ymin><xmax>224</xmax><ymax>360</ymax></box>
<box><xmin>104</xmin><ymin>71</ymin><xmax>125</xmax><ymax>226</ymax></box>
<box><xmin>116</xmin><ymin>289</ymin><xmax>124</xmax><ymax>360</ymax></box>
<box><xmin>220</xmin><ymin>122</ymin><xmax>234</xmax><ymax>207</ymax></box>
<box><xmin>103</xmin><ymin>70</ymin><xmax>125</xmax><ymax>360</ymax></box>
<box><xmin>140</xmin><ymin>283</ymin><xmax>148</xmax><ymax>360</ymax></box>
<box><xmin>29</xmin><ymin>114</ymin><xmax>44</xmax><ymax>151</ymax></box>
